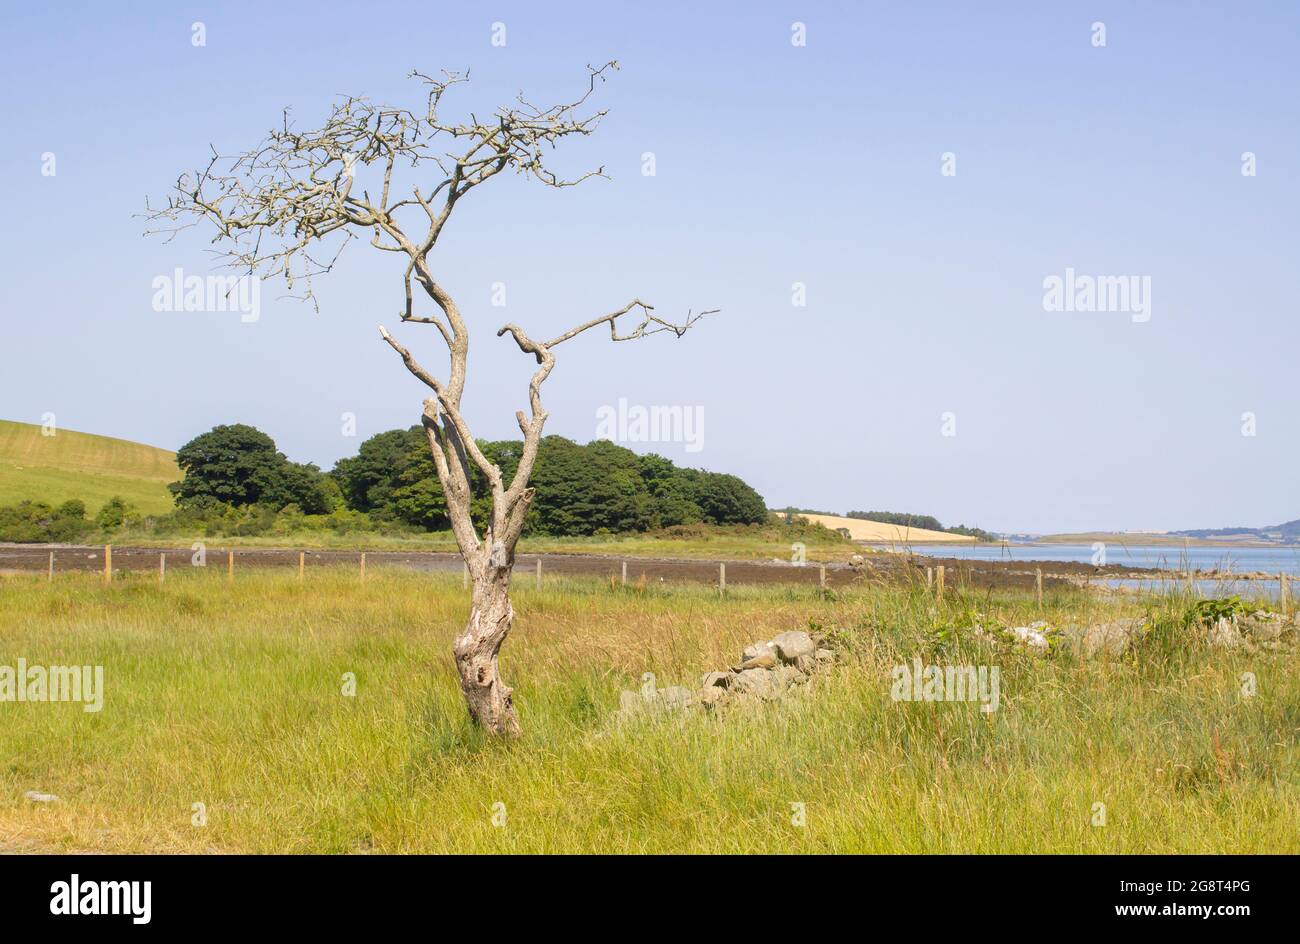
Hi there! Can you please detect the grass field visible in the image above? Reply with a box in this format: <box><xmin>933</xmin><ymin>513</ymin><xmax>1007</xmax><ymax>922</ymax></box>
<box><xmin>101</xmin><ymin>521</ymin><xmax>861</xmax><ymax>562</ymax></box>
<box><xmin>0</xmin><ymin>420</ymin><xmax>178</xmax><ymax>515</ymax></box>
<box><xmin>0</xmin><ymin>567</ymin><xmax>1294</xmax><ymax>853</ymax></box>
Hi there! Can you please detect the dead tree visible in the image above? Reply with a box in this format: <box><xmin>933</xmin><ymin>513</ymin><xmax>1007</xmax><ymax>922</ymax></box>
<box><xmin>145</xmin><ymin>62</ymin><xmax>714</xmax><ymax>736</ymax></box>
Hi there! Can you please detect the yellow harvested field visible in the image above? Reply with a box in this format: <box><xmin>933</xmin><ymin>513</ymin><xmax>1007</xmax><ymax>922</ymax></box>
<box><xmin>781</xmin><ymin>511</ymin><xmax>974</xmax><ymax>544</ymax></box>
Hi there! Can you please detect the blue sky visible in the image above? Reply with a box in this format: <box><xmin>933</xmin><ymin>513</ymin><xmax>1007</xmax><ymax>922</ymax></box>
<box><xmin>1</xmin><ymin>1</ymin><xmax>1296</xmax><ymax>533</ymax></box>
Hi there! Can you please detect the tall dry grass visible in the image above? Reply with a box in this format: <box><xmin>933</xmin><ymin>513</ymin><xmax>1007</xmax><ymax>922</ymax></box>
<box><xmin>0</xmin><ymin>566</ymin><xmax>1294</xmax><ymax>853</ymax></box>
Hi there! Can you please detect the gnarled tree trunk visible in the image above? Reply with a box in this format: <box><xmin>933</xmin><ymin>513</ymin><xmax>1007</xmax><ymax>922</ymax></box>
<box><xmin>455</xmin><ymin>562</ymin><xmax>520</xmax><ymax>737</ymax></box>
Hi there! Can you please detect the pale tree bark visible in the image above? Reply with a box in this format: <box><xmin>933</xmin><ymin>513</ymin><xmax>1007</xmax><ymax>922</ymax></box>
<box><xmin>145</xmin><ymin>62</ymin><xmax>714</xmax><ymax>736</ymax></box>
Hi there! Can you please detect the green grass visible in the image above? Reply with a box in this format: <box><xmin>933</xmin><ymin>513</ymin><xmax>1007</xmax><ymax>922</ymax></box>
<box><xmin>0</xmin><ymin>569</ymin><xmax>1294</xmax><ymax>853</ymax></box>
<box><xmin>527</xmin><ymin>524</ymin><xmax>858</xmax><ymax>562</ymax></box>
<box><xmin>0</xmin><ymin>420</ymin><xmax>178</xmax><ymax>515</ymax></box>
<box><xmin>108</xmin><ymin>521</ymin><xmax>860</xmax><ymax>562</ymax></box>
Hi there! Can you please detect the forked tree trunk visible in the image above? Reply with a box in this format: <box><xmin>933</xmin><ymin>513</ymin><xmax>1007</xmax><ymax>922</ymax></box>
<box><xmin>454</xmin><ymin>564</ymin><xmax>520</xmax><ymax>737</ymax></box>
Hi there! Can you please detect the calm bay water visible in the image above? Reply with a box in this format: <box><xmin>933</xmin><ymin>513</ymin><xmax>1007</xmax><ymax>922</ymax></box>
<box><xmin>884</xmin><ymin>542</ymin><xmax>1300</xmax><ymax>576</ymax></box>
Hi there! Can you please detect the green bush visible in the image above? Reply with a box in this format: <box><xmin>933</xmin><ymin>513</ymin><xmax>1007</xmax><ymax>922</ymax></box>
<box><xmin>95</xmin><ymin>495</ymin><xmax>135</xmax><ymax>532</ymax></box>
<box><xmin>0</xmin><ymin>499</ymin><xmax>94</xmax><ymax>543</ymax></box>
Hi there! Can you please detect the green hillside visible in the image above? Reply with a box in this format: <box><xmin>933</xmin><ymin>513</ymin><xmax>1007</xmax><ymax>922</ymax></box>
<box><xmin>0</xmin><ymin>420</ymin><xmax>178</xmax><ymax>515</ymax></box>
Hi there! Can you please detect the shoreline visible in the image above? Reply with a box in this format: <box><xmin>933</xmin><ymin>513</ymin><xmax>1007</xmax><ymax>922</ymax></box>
<box><xmin>865</xmin><ymin>538</ymin><xmax>1300</xmax><ymax>550</ymax></box>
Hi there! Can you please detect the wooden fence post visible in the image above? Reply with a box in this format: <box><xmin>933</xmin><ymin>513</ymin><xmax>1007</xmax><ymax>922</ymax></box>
<box><xmin>47</xmin><ymin>551</ymin><xmax>54</xmax><ymax>582</ymax></box>
<box><xmin>159</xmin><ymin>553</ymin><xmax>166</xmax><ymax>584</ymax></box>
<box><xmin>360</xmin><ymin>552</ymin><xmax>367</xmax><ymax>582</ymax></box>
<box><xmin>936</xmin><ymin>565</ymin><xmax>945</xmax><ymax>603</ymax></box>
<box><xmin>621</xmin><ymin>560</ymin><xmax>627</xmax><ymax>588</ymax></box>
<box><xmin>227</xmin><ymin>550</ymin><xmax>234</xmax><ymax>582</ymax></box>
<box><xmin>1035</xmin><ymin>567</ymin><xmax>1043</xmax><ymax>609</ymax></box>
<box><xmin>299</xmin><ymin>551</ymin><xmax>305</xmax><ymax>583</ymax></box>
<box><xmin>104</xmin><ymin>545</ymin><xmax>112</xmax><ymax>585</ymax></box>
<box><xmin>926</xmin><ymin>566</ymin><xmax>933</xmax><ymax>588</ymax></box>
<box><xmin>819</xmin><ymin>564</ymin><xmax>826</xmax><ymax>599</ymax></box>
<box><xmin>719</xmin><ymin>562</ymin><xmax>726</xmax><ymax>597</ymax></box>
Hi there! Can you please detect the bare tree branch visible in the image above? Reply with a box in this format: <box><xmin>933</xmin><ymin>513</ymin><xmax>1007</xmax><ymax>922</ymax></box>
<box><xmin>492</xmin><ymin>300</ymin><xmax>712</xmax><ymax>537</ymax></box>
<box><xmin>377</xmin><ymin>325</ymin><xmax>442</xmax><ymax>393</ymax></box>
<box><xmin>541</xmin><ymin>300</ymin><xmax>718</xmax><ymax>348</ymax></box>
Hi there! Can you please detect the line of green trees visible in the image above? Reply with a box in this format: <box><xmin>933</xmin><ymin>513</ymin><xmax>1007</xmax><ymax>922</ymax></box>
<box><xmin>330</xmin><ymin>425</ymin><xmax>766</xmax><ymax>535</ymax></box>
<box><xmin>137</xmin><ymin>423</ymin><xmax>766</xmax><ymax>538</ymax></box>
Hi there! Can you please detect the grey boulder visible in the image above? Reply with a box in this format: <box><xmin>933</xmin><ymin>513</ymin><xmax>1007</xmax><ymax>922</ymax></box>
<box><xmin>771</xmin><ymin>630</ymin><xmax>816</xmax><ymax>663</ymax></box>
<box><xmin>733</xmin><ymin>667</ymin><xmax>780</xmax><ymax>699</ymax></box>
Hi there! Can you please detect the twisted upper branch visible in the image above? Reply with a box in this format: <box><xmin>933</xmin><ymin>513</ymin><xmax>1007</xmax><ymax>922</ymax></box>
<box><xmin>142</xmin><ymin>61</ymin><xmax>621</xmax><ymax>313</ymax></box>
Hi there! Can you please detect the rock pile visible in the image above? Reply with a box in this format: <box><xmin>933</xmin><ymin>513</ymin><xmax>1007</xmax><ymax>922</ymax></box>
<box><xmin>616</xmin><ymin>629</ymin><xmax>836</xmax><ymax>718</ymax></box>
<box><xmin>971</xmin><ymin>610</ymin><xmax>1297</xmax><ymax>658</ymax></box>
<box><xmin>1063</xmin><ymin>619</ymin><xmax>1146</xmax><ymax>658</ymax></box>
<box><xmin>1203</xmin><ymin>611</ymin><xmax>1296</xmax><ymax>651</ymax></box>
<box><xmin>979</xmin><ymin>618</ymin><xmax>1148</xmax><ymax>658</ymax></box>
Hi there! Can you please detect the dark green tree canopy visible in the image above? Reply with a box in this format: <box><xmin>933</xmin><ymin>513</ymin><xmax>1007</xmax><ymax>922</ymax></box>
<box><xmin>332</xmin><ymin>428</ymin><xmax>420</xmax><ymax>513</ymax></box>
<box><xmin>331</xmin><ymin>430</ymin><xmax>767</xmax><ymax>536</ymax></box>
<box><xmin>171</xmin><ymin>424</ymin><xmax>333</xmax><ymax>514</ymax></box>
